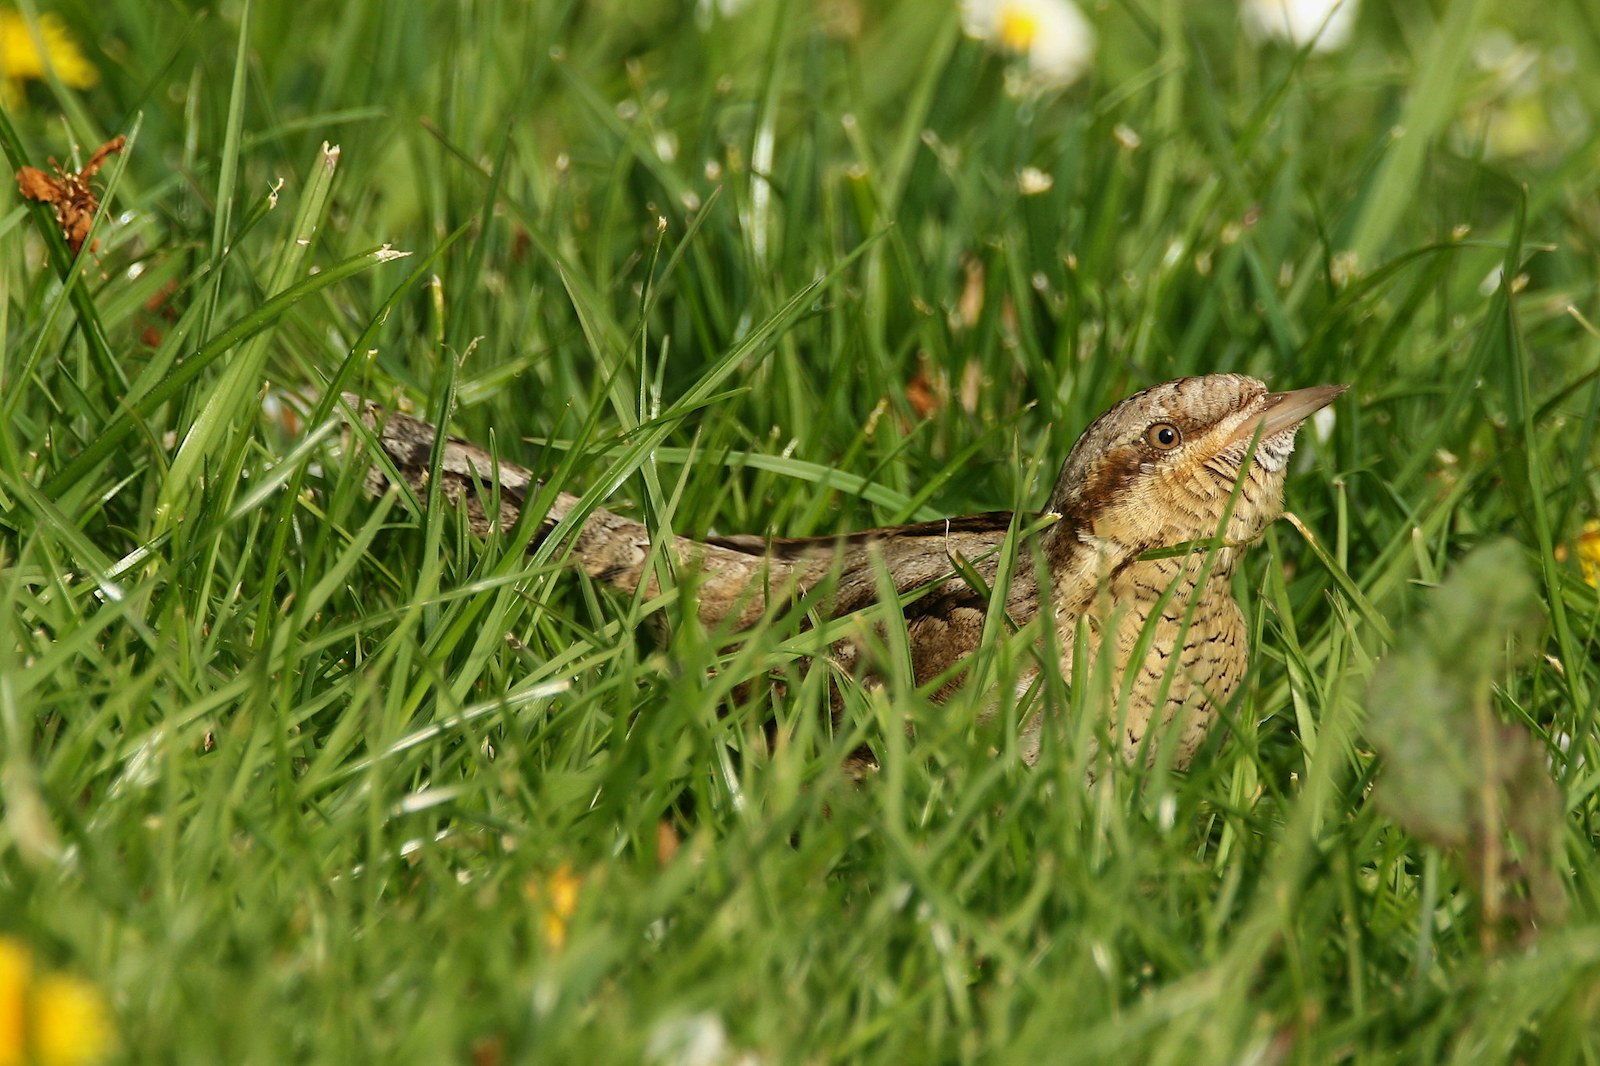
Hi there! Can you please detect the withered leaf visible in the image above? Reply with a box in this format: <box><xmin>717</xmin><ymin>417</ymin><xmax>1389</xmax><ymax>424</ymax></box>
<box><xmin>14</xmin><ymin>134</ymin><xmax>127</xmax><ymax>255</ymax></box>
<box><xmin>1365</xmin><ymin>538</ymin><xmax>1566</xmax><ymax>945</ymax></box>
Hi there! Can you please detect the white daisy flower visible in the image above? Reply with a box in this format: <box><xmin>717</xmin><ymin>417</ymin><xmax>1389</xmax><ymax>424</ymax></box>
<box><xmin>961</xmin><ymin>0</ymin><xmax>1095</xmax><ymax>90</ymax></box>
<box><xmin>1242</xmin><ymin>0</ymin><xmax>1359</xmax><ymax>53</ymax></box>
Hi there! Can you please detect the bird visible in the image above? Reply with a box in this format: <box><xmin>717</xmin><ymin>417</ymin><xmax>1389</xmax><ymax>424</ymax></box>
<box><xmin>337</xmin><ymin>374</ymin><xmax>1344</xmax><ymax>773</ymax></box>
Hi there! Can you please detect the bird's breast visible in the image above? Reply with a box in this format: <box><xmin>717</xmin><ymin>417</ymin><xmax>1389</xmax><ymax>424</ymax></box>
<box><xmin>1054</xmin><ymin>549</ymin><xmax>1247</xmax><ymax>769</ymax></box>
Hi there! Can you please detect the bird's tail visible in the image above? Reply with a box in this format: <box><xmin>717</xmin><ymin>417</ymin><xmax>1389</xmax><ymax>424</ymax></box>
<box><xmin>275</xmin><ymin>390</ymin><xmax>787</xmax><ymax>628</ymax></box>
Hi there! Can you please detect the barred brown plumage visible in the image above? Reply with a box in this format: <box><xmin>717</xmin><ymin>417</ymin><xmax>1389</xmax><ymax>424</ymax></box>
<box><xmin>338</xmin><ymin>374</ymin><xmax>1343</xmax><ymax>773</ymax></box>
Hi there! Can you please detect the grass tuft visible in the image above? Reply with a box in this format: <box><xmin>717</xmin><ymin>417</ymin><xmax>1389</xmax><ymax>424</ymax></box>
<box><xmin>2</xmin><ymin>0</ymin><xmax>1599</xmax><ymax>1061</ymax></box>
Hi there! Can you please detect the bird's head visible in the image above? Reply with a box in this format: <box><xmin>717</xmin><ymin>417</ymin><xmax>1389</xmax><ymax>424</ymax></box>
<box><xmin>1044</xmin><ymin>374</ymin><xmax>1345</xmax><ymax>556</ymax></box>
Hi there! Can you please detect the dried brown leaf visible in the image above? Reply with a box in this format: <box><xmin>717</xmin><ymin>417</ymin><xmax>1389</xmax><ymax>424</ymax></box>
<box><xmin>13</xmin><ymin>134</ymin><xmax>126</xmax><ymax>255</ymax></box>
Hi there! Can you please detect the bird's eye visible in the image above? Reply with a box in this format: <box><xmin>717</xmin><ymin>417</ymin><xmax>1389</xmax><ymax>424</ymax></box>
<box><xmin>1145</xmin><ymin>422</ymin><xmax>1182</xmax><ymax>450</ymax></box>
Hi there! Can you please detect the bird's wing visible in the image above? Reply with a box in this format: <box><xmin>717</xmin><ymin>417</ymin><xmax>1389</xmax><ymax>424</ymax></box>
<box><xmin>709</xmin><ymin>513</ymin><xmax>1048</xmax><ymax>694</ymax></box>
<box><xmin>708</xmin><ymin>512</ymin><xmax>1039</xmax><ymax>619</ymax></box>
<box><xmin>340</xmin><ymin>396</ymin><xmax>1042</xmax><ymax>633</ymax></box>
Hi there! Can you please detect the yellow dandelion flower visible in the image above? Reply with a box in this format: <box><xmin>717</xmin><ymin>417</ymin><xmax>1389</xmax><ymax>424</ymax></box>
<box><xmin>32</xmin><ymin>974</ymin><xmax>115</xmax><ymax>1066</ymax></box>
<box><xmin>1574</xmin><ymin>520</ymin><xmax>1600</xmax><ymax>588</ymax></box>
<box><xmin>543</xmin><ymin>864</ymin><xmax>582</xmax><ymax>949</ymax></box>
<box><xmin>0</xmin><ymin>11</ymin><xmax>99</xmax><ymax>109</ymax></box>
<box><xmin>0</xmin><ymin>938</ymin><xmax>114</xmax><ymax>1066</ymax></box>
<box><xmin>525</xmin><ymin>864</ymin><xmax>584</xmax><ymax>950</ymax></box>
<box><xmin>0</xmin><ymin>939</ymin><xmax>28</xmax><ymax>1066</ymax></box>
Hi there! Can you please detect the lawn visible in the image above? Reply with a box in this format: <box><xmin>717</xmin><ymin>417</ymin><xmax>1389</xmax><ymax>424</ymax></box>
<box><xmin>3</xmin><ymin>0</ymin><xmax>1600</xmax><ymax>1061</ymax></box>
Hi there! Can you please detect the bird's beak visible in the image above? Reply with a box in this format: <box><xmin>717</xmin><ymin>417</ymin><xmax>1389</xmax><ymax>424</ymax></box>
<box><xmin>1244</xmin><ymin>383</ymin><xmax>1348</xmax><ymax>441</ymax></box>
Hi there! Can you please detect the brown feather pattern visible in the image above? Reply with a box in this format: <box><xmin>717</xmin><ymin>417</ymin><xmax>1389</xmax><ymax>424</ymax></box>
<box><xmin>338</xmin><ymin>374</ymin><xmax>1343</xmax><ymax>772</ymax></box>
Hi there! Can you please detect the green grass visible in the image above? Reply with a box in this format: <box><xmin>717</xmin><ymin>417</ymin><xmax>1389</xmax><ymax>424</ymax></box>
<box><xmin>3</xmin><ymin>0</ymin><xmax>1600</xmax><ymax>1061</ymax></box>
